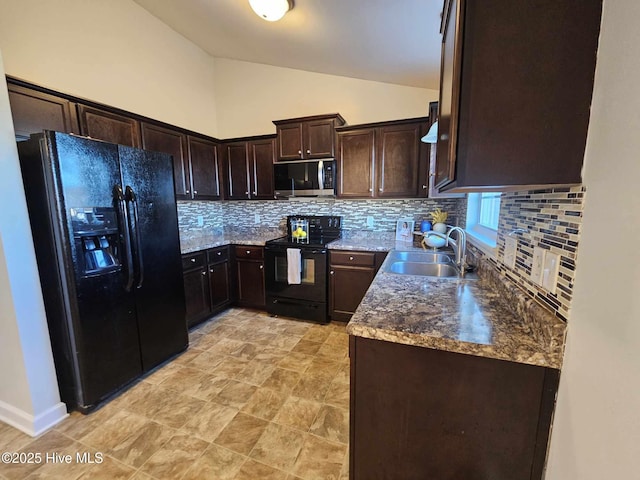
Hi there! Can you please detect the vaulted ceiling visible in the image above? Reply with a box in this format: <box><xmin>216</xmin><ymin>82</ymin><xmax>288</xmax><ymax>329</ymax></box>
<box><xmin>133</xmin><ymin>0</ymin><xmax>443</xmax><ymax>89</ymax></box>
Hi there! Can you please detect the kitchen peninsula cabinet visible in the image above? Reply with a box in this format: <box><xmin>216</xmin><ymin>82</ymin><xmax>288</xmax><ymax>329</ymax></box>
<box><xmin>7</xmin><ymin>83</ymin><xmax>79</xmax><ymax>140</ymax></box>
<box><xmin>337</xmin><ymin>118</ymin><xmax>428</xmax><ymax>198</ymax></box>
<box><xmin>350</xmin><ymin>336</ymin><xmax>559</xmax><ymax>480</ymax></box>
<box><xmin>141</xmin><ymin>123</ymin><xmax>191</xmax><ymax>200</ymax></box>
<box><xmin>77</xmin><ymin>105</ymin><xmax>141</xmax><ymax>148</ymax></box>
<box><xmin>235</xmin><ymin>246</ymin><xmax>266</xmax><ymax>308</ymax></box>
<box><xmin>223</xmin><ymin>136</ymin><xmax>275</xmax><ymax>200</ymax></box>
<box><xmin>182</xmin><ymin>246</ymin><xmax>233</xmax><ymax>327</ymax></box>
<box><xmin>274</xmin><ymin>113</ymin><xmax>346</xmax><ymax>161</ymax></box>
<box><xmin>435</xmin><ymin>0</ymin><xmax>602</xmax><ymax>191</ymax></box>
<box><xmin>329</xmin><ymin>251</ymin><xmax>386</xmax><ymax>320</ymax></box>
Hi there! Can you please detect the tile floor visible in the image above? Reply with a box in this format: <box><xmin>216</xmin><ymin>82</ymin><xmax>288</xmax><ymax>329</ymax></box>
<box><xmin>0</xmin><ymin>308</ymin><xmax>351</xmax><ymax>480</ymax></box>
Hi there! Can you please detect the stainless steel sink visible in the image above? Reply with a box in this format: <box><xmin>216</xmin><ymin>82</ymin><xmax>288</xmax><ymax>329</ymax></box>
<box><xmin>386</xmin><ymin>261</ymin><xmax>460</xmax><ymax>277</ymax></box>
<box><xmin>386</xmin><ymin>251</ymin><xmax>453</xmax><ymax>264</ymax></box>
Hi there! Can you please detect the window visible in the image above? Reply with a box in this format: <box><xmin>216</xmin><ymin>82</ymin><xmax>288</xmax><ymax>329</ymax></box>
<box><xmin>466</xmin><ymin>192</ymin><xmax>501</xmax><ymax>250</ymax></box>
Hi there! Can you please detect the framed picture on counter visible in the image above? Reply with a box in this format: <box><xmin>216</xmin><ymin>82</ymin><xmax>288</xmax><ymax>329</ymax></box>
<box><xmin>395</xmin><ymin>219</ymin><xmax>415</xmax><ymax>243</ymax></box>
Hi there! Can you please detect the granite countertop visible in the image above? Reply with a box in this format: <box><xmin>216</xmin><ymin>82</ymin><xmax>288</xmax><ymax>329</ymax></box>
<box><xmin>329</xmin><ymin>238</ymin><xmax>415</xmax><ymax>252</ymax></box>
<box><xmin>180</xmin><ymin>231</ymin><xmax>283</xmax><ymax>254</ymax></box>
<box><xmin>346</xmin><ymin>253</ymin><xmax>566</xmax><ymax>369</ymax></box>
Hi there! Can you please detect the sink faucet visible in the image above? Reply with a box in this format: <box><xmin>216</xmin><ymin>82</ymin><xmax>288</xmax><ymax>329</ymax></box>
<box><xmin>446</xmin><ymin>226</ymin><xmax>467</xmax><ymax>273</ymax></box>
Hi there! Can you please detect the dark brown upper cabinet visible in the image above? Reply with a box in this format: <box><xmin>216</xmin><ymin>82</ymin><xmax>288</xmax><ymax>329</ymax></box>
<box><xmin>188</xmin><ymin>136</ymin><xmax>221</xmax><ymax>200</ymax></box>
<box><xmin>273</xmin><ymin>113</ymin><xmax>346</xmax><ymax>161</ymax></box>
<box><xmin>435</xmin><ymin>0</ymin><xmax>602</xmax><ymax>192</ymax></box>
<box><xmin>426</xmin><ymin>102</ymin><xmax>465</xmax><ymax>199</ymax></box>
<box><xmin>223</xmin><ymin>136</ymin><xmax>275</xmax><ymax>200</ymax></box>
<box><xmin>141</xmin><ymin>123</ymin><xmax>191</xmax><ymax>200</ymax></box>
<box><xmin>337</xmin><ymin>118</ymin><xmax>428</xmax><ymax>199</ymax></box>
<box><xmin>77</xmin><ymin>105</ymin><xmax>141</xmax><ymax>148</ymax></box>
<box><xmin>7</xmin><ymin>83</ymin><xmax>79</xmax><ymax>141</ymax></box>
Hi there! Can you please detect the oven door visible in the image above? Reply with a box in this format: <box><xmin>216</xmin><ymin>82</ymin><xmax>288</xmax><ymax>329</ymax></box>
<box><xmin>264</xmin><ymin>245</ymin><xmax>327</xmax><ymax>303</ymax></box>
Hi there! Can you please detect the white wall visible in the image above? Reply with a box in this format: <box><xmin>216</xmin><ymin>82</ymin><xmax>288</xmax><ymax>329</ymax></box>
<box><xmin>0</xmin><ymin>52</ymin><xmax>67</xmax><ymax>435</ymax></box>
<box><xmin>0</xmin><ymin>0</ymin><xmax>218</xmax><ymax>137</ymax></box>
<box><xmin>214</xmin><ymin>58</ymin><xmax>437</xmax><ymax>138</ymax></box>
<box><xmin>545</xmin><ymin>0</ymin><xmax>640</xmax><ymax>477</ymax></box>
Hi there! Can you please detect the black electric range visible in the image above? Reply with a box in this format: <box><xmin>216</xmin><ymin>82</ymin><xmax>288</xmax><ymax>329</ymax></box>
<box><xmin>264</xmin><ymin>216</ymin><xmax>342</xmax><ymax>322</ymax></box>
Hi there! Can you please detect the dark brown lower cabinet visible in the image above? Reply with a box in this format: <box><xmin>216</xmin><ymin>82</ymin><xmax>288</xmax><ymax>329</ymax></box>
<box><xmin>349</xmin><ymin>336</ymin><xmax>560</xmax><ymax>480</ymax></box>
<box><xmin>182</xmin><ymin>246</ymin><xmax>232</xmax><ymax>327</ymax></box>
<box><xmin>329</xmin><ymin>251</ymin><xmax>386</xmax><ymax>321</ymax></box>
<box><xmin>235</xmin><ymin>246</ymin><xmax>265</xmax><ymax>308</ymax></box>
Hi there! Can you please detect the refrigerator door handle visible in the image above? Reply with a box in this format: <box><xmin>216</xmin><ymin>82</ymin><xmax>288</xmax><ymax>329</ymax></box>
<box><xmin>125</xmin><ymin>186</ymin><xmax>144</xmax><ymax>289</ymax></box>
<box><xmin>114</xmin><ymin>184</ymin><xmax>135</xmax><ymax>292</ymax></box>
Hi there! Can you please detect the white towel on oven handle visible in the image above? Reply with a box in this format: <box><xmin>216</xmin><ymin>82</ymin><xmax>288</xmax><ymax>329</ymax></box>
<box><xmin>287</xmin><ymin>248</ymin><xmax>302</xmax><ymax>284</ymax></box>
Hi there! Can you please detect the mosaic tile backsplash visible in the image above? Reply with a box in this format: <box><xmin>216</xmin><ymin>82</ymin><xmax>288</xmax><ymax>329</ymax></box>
<box><xmin>178</xmin><ymin>198</ymin><xmax>467</xmax><ymax>235</ymax></box>
<box><xmin>468</xmin><ymin>186</ymin><xmax>585</xmax><ymax>322</ymax></box>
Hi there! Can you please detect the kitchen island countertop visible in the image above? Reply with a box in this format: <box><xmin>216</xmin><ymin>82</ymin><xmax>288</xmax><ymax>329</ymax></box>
<box><xmin>346</xmin><ymin>253</ymin><xmax>566</xmax><ymax>369</ymax></box>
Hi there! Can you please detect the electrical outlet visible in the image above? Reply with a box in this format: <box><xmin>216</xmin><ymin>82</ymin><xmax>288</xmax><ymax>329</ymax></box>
<box><xmin>531</xmin><ymin>247</ymin><xmax>545</xmax><ymax>286</ymax></box>
<box><xmin>504</xmin><ymin>237</ymin><xmax>517</xmax><ymax>269</ymax></box>
<box><xmin>197</xmin><ymin>215</ymin><xmax>204</xmax><ymax>227</ymax></box>
<box><xmin>254</xmin><ymin>213</ymin><xmax>261</xmax><ymax>224</ymax></box>
<box><xmin>366</xmin><ymin>216</ymin><xmax>374</xmax><ymax>228</ymax></box>
<box><xmin>542</xmin><ymin>251</ymin><xmax>560</xmax><ymax>293</ymax></box>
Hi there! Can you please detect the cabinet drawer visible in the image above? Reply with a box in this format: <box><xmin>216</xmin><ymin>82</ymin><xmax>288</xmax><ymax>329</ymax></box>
<box><xmin>235</xmin><ymin>245</ymin><xmax>264</xmax><ymax>260</ymax></box>
<box><xmin>330</xmin><ymin>251</ymin><xmax>376</xmax><ymax>267</ymax></box>
<box><xmin>207</xmin><ymin>246</ymin><xmax>229</xmax><ymax>264</ymax></box>
<box><xmin>182</xmin><ymin>251</ymin><xmax>206</xmax><ymax>270</ymax></box>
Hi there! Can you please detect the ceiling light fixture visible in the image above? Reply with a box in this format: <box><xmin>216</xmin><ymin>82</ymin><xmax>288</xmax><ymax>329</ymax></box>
<box><xmin>249</xmin><ymin>0</ymin><xmax>293</xmax><ymax>22</ymax></box>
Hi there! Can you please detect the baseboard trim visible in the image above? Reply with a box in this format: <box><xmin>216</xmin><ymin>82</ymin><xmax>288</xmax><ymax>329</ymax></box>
<box><xmin>0</xmin><ymin>400</ymin><xmax>67</xmax><ymax>437</ymax></box>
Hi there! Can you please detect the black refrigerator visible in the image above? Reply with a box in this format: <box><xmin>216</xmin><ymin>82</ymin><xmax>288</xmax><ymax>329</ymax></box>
<box><xmin>18</xmin><ymin>131</ymin><xmax>188</xmax><ymax>412</ymax></box>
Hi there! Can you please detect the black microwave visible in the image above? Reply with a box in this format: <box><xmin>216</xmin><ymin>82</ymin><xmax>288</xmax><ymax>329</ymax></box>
<box><xmin>274</xmin><ymin>159</ymin><xmax>336</xmax><ymax>198</ymax></box>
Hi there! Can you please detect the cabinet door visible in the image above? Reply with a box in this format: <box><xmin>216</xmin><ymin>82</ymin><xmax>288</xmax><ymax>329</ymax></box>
<box><xmin>188</xmin><ymin>136</ymin><xmax>221</xmax><ymax>200</ymax></box>
<box><xmin>329</xmin><ymin>265</ymin><xmax>375</xmax><ymax>320</ymax></box>
<box><xmin>250</xmin><ymin>138</ymin><xmax>275</xmax><ymax>199</ymax></box>
<box><xmin>8</xmin><ymin>84</ymin><xmax>79</xmax><ymax>140</ymax></box>
<box><xmin>237</xmin><ymin>260</ymin><xmax>265</xmax><ymax>308</ymax></box>
<box><xmin>376</xmin><ymin>123</ymin><xmax>422</xmax><ymax>197</ymax></box>
<box><xmin>183</xmin><ymin>267</ymin><xmax>211</xmax><ymax>326</ymax></box>
<box><xmin>226</xmin><ymin>142</ymin><xmax>250</xmax><ymax>200</ymax></box>
<box><xmin>337</xmin><ymin>129</ymin><xmax>375</xmax><ymax>198</ymax></box>
<box><xmin>435</xmin><ymin>0</ymin><xmax>463</xmax><ymax>189</ymax></box>
<box><xmin>305</xmin><ymin>119</ymin><xmax>335</xmax><ymax>158</ymax></box>
<box><xmin>276</xmin><ymin>123</ymin><xmax>304</xmax><ymax>160</ymax></box>
<box><xmin>141</xmin><ymin>123</ymin><xmax>191</xmax><ymax>200</ymax></box>
<box><xmin>209</xmin><ymin>261</ymin><xmax>230</xmax><ymax>310</ymax></box>
<box><xmin>77</xmin><ymin>105</ymin><xmax>141</xmax><ymax>147</ymax></box>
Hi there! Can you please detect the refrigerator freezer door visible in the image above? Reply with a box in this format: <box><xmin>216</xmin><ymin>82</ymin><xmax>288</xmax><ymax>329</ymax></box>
<box><xmin>118</xmin><ymin>145</ymin><xmax>188</xmax><ymax>371</ymax></box>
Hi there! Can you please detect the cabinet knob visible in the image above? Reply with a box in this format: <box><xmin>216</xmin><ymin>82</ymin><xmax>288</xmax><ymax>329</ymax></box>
<box><xmin>330</xmin><ymin>270</ymin><xmax>334</xmax><ymax>275</ymax></box>
<box><xmin>186</xmin><ymin>189</ymin><xmax>190</xmax><ymax>194</ymax></box>
<box><xmin>210</xmin><ymin>268</ymin><xmax>214</xmax><ymax>273</ymax></box>
<box><xmin>368</xmin><ymin>188</ymin><xmax>373</xmax><ymax>192</ymax></box>
<box><xmin>259</xmin><ymin>265</ymin><xmax>264</xmax><ymax>270</ymax></box>
<box><xmin>194</xmin><ymin>190</ymin><xmax>198</xmax><ymax>194</ymax></box>
<box><xmin>306</xmin><ymin>149</ymin><xmax>311</xmax><ymax>154</ymax></box>
<box><xmin>201</xmin><ymin>271</ymin><xmax>206</xmax><ymax>276</ymax></box>
<box><xmin>378</xmin><ymin>187</ymin><xmax>383</xmax><ymax>192</ymax></box>
<box><xmin>217</xmin><ymin>252</ymin><xmax>222</xmax><ymax>256</ymax></box>
<box><xmin>190</xmin><ymin>258</ymin><xmax>196</xmax><ymax>263</ymax></box>
<box><xmin>253</xmin><ymin>191</ymin><xmax>257</xmax><ymax>195</ymax></box>
<box><xmin>440</xmin><ymin>134</ymin><xmax>449</xmax><ymax>140</ymax></box>
<box><xmin>422</xmin><ymin>185</ymin><xmax>428</xmax><ymax>189</ymax></box>
<box><xmin>246</xmin><ymin>250</ymin><xmax>251</xmax><ymax>254</ymax></box>
<box><xmin>349</xmin><ymin>256</ymin><xmax>354</xmax><ymax>260</ymax></box>
<box><xmin>298</xmin><ymin>150</ymin><xmax>302</xmax><ymax>155</ymax></box>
